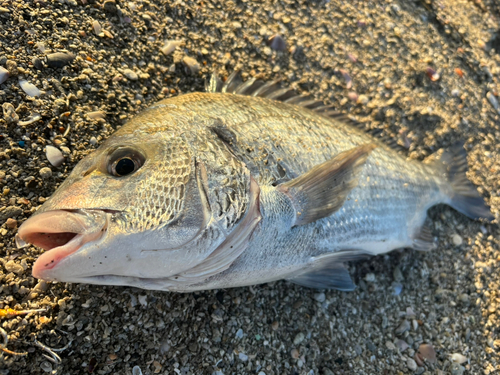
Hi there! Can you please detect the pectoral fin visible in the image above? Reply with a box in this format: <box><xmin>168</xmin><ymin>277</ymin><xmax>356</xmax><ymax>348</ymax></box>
<box><xmin>287</xmin><ymin>250</ymin><xmax>369</xmax><ymax>291</ymax></box>
<box><xmin>277</xmin><ymin>143</ymin><xmax>376</xmax><ymax>226</ymax></box>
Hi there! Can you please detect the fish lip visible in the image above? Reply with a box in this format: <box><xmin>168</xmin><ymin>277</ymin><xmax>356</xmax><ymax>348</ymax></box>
<box><xmin>17</xmin><ymin>209</ymin><xmax>116</xmax><ymax>279</ymax></box>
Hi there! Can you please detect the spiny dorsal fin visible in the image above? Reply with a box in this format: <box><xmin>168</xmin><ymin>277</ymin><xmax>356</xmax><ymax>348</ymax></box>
<box><xmin>205</xmin><ymin>72</ymin><xmax>406</xmax><ymax>152</ymax></box>
<box><xmin>277</xmin><ymin>143</ymin><xmax>376</xmax><ymax>226</ymax></box>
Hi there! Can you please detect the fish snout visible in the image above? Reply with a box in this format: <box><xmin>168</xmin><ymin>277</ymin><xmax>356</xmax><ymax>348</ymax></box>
<box><xmin>16</xmin><ymin>210</ymin><xmax>110</xmax><ymax>279</ymax></box>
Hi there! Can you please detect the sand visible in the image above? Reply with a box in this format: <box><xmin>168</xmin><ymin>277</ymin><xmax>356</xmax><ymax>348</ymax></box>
<box><xmin>1</xmin><ymin>0</ymin><xmax>500</xmax><ymax>374</ymax></box>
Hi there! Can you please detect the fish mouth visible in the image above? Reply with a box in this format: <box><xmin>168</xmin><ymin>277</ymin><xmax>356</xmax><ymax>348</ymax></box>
<box><xmin>16</xmin><ymin>209</ymin><xmax>112</xmax><ymax>279</ymax></box>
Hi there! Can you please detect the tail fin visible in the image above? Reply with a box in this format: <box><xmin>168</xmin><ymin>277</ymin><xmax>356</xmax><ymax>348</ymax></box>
<box><xmin>427</xmin><ymin>143</ymin><xmax>494</xmax><ymax>221</ymax></box>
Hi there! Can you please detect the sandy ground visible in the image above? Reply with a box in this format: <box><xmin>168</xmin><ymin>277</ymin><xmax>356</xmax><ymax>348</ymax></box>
<box><xmin>1</xmin><ymin>0</ymin><xmax>500</xmax><ymax>374</ymax></box>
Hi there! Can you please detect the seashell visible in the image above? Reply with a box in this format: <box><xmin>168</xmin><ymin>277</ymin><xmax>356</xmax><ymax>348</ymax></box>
<box><xmin>46</xmin><ymin>145</ymin><xmax>65</xmax><ymax>167</ymax></box>
<box><xmin>19</xmin><ymin>79</ymin><xmax>41</xmax><ymax>97</ymax></box>
<box><xmin>18</xmin><ymin>112</ymin><xmax>41</xmax><ymax>126</ymax></box>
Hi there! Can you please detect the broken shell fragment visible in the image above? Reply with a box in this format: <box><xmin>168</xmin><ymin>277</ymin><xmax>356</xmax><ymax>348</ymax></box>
<box><xmin>46</xmin><ymin>52</ymin><xmax>75</xmax><ymax>68</ymax></box>
<box><xmin>19</xmin><ymin>79</ymin><xmax>41</xmax><ymax>97</ymax></box>
<box><xmin>0</xmin><ymin>66</ymin><xmax>9</xmax><ymax>84</ymax></box>
<box><xmin>45</xmin><ymin>145</ymin><xmax>65</xmax><ymax>167</ymax></box>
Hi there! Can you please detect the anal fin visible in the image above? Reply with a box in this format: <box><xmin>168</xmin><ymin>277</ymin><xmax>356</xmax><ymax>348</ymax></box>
<box><xmin>287</xmin><ymin>250</ymin><xmax>370</xmax><ymax>291</ymax></box>
<box><xmin>411</xmin><ymin>220</ymin><xmax>436</xmax><ymax>251</ymax></box>
<box><xmin>277</xmin><ymin>143</ymin><xmax>376</xmax><ymax>226</ymax></box>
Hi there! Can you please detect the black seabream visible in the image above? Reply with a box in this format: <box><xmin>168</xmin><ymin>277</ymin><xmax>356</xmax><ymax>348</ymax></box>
<box><xmin>16</xmin><ymin>72</ymin><xmax>494</xmax><ymax>291</ymax></box>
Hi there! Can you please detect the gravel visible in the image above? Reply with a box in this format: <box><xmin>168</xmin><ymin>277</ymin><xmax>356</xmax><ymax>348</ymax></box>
<box><xmin>1</xmin><ymin>0</ymin><xmax>500</xmax><ymax>374</ymax></box>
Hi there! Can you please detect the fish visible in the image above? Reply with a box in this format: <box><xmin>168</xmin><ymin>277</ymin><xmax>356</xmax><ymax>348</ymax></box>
<box><xmin>16</xmin><ymin>72</ymin><xmax>494</xmax><ymax>292</ymax></box>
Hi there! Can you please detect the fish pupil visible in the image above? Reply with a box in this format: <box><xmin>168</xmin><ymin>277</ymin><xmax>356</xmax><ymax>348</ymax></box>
<box><xmin>115</xmin><ymin>158</ymin><xmax>135</xmax><ymax>176</ymax></box>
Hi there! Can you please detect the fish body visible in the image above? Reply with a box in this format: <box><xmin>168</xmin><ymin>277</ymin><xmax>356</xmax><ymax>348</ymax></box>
<box><xmin>17</xmin><ymin>73</ymin><xmax>493</xmax><ymax>292</ymax></box>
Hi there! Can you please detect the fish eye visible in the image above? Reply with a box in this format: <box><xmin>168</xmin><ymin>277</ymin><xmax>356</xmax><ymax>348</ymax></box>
<box><xmin>107</xmin><ymin>148</ymin><xmax>145</xmax><ymax>177</ymax></box>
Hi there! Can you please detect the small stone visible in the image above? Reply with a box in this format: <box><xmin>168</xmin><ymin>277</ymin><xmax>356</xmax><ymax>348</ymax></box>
<box><xmin>90</xmin><ymin>136</ymin><xmax>98</xmax><ymax>145</ymax></box>
<box><xmin>0</xmin><ymin>206</ymin><xmax>23</xmax><ymax>221</ymax></box>
<box><xmin>5</xmin><ymin>218</ymin><xmax>17</xmax><ymax>229</ymax></box>
<box><xmin>357</xmin><ymin>94</ymin><xmax>369</xmax><ymax>105</ymax></box>
<box><xmin>183</xmin><ymin>56</ymin><xmax>200</xmax><ymax>74</ymax></box>
<box><xmin>271</xmin><ymin>321</ymin><xmax>279</xmax><ymax>330</ymax></box>
<box><xmin>160</xmin><ymin>40</ymin><xmax>182</xmax><ymax>56</ymax></box>
<box><xmin>5</xmin><ymin>60</ymin><xmax>17</xmax><ymax>76</ymax></box>
<box><xmin>4</xmin><ymin>260</ymin><xmax>24</xmax><ymax>274</ymax></box>
<box><xmin>39</xmin><ymin>167</ymin><xmax>52</xmax><ymax>179</ymax></box>
<box><xmin>395</xmin><ymin>320</ymin><xmax>411</xmax><ymax>335</ymax></box>
<box><xmin>238</xmin><ymin>353</ymin><xmax>248</xmax><ymax>361</ymax></box>
<box><xmin>32</xmin><ymin>57</ymin><xmax>44</xmax><ymax>70</ymax></box>
<box><xmin>291</xmin><ymin>348</ymin><xmax>299</xmax><ymax>359</ymax></box>
<box><xmin>407</xmin><ymin>358</ymin><xmax>417</xmax><ymax>371</ymax></box>
<box><xmin>0</xmin><ymin>66</ymin><xmax>9</xmax><ymax>84</ymax></box>
<box><xmin>365</xmin><ymin>273</ymin><xmax>376</xmax><ymax>282</ymax></box>
<box><xmin>103</xmin><ymin>0</ymin><xmax>118</xmax><ymax>13</ymax></box>
<box><xmin>268</xmin><ymin>34</ymin><xmax>286</xmax><ymax>51</ymax></box>
<box><xmin>416</xmin><ymin>343</ymin><xmax>437</xmax><ymax>364</ymax></box>
<box><xmin>2</xmin><ymin>102</ymin><xmax>18</xmax><ymax>124</ymax></box>
<box><xmin>235</xmin><ymin>328</ymin><xmax>244</xmax><ymax>339</ymax></box>
<box><xmin>123</xmin><ymin>69</ymin><xmax>139</xmax><ymax>81</ymax></box>
<box><xmin>40</xmin><ymin>361</ymin><xmax>53</xmax><ymax>373</ymax></box>
<box><xmin>450</xmin><ymin>353</ymin><xmax>467</xmax><ymax>364</ymax></box>
<box><xmin>393</xmin><ymin>266</ymin><xmax>404</xmax><ymax>281</ymax></box>
<box><xmin>293</xmin><ymin>332</ymin><xmax>305</xmax><ymax>345</ymax></box>
<box><xmin>450</xmin><ymin>363</ymin><xmax>465</xmax><ymax>375</ymax></box>
<box><xmin>385</xmin><ymin>341</ymin><xmax>396</xmax><ymax>351</ymax></box>
<box><xmin>46</xmin><ymin>52</ymin><xmax>75</xmax><ymax>68</ymax></box>
<box><xmin>451</xmin><ymin>234</ymin><xmax>463</xmax><ymax>246</ymax></box>
<box><xmin>396</xmin><ymin>339</ymin><xmax>409</xmax><ymax>352</ymax></box>
<box><xmin>313</xmin><ymin>292</ymin><xmax>325</xmax><ymax>302</ymax></box>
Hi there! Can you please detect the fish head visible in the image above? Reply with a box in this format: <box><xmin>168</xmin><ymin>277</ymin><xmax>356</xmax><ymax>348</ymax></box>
<box><xmin>17</xmin><ymin>106</ymin><xmax>231</xmax><ymax>288</ymax></box>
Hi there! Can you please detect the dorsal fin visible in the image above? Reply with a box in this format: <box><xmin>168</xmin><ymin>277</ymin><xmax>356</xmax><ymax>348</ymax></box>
<box><xmin>205</xmin><ymin>71</ymin><xmax>407</xmax><ymax>153</ymax></box>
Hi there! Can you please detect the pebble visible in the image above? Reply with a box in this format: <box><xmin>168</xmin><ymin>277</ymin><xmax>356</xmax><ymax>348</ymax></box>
<box><xmin>132</xmin><ymin>366</ymin><xmax>142</xmax><ymax>375</ymax></box>
<box><xmin>268</xmin><ymin>34</ymin><xmax>286</xmax><ymax>51</ymax></box>
<box><xmin>365</xmin><ymin>273</ymin><xmax>376</xmax><ymax>282</ymax></box>
<box><xmin>393</xmin><ymin>266</ymin><xmax>404</xmax><ymax>281</ymax></box>
<box><xmin>385</xmin><ymin>341</ymin><xmax>396</xmax><ymax>351</ymax></box>
<box><xmin>39</xmin><ymin>167</ymin><xmax>52</xmax><ymax>179</ymax></box>
<box><xmin>5</xmin><ymin>60</ymin><xmax>17</xmax><ymax>76</ymax></box>
<box><xmin>395</xmin><ymin>320</ymin><xmax>411</xmax><ymax>335</ymax></box>
<box><xmin>90</xmin><ymin>136</ymin><xmax>98</xmax><ymax>146</ymax></box>
<box><xmin>486</xmin><ymin>92</ymin><xmax>500</xmax><ymax>114</ymax></box>
<box><xmin>103</xmin><ymin>0</ymin><xmax>118</xmax><ymax>13</ymax></box>
<box><xmin>451</xmin><ymin>234</ymin><xmax>463</xmax><ymax>246</ymax></box>
<box><xmin>450</xmin><ymin>353</ymin><xmax>467</xmax><ymax>364</ymax></box>
<box><xmin>2</xmin><ymin>102</ymin><xmax>18</xmax><ymax>124</ymax></box>
<box><xmin>160</xmin><ymin>40</ymin><xmax>182</xmax><ymax>56</ymax></box>
<box><xmin>4</xmin><ymin>260</ymin><xmax>25</xmax><ymax>274</ymax></box>
<box><xmin>0</xmin><ymin>66</ymin><xmax>8</xmax><ymax>84</ymax></box>
<box><xmin>40</xmin><ymin>361</ymin><xmax>53</xmax><ymax>373</ymax></box>
<box><xmin>450</xmin><ymin>363</ymin><xmax>465</xmax><ymax>375</ymax></box>
<box><xmin>183</xmin><ymin>56</ymin><xmax>200</xmax><ymax>74</ymax></box>
<box><xmin>46</xmin><ymin>145</ymin><xmax>64</xmax><ymax>167</ymax></box>
<box><xmin>293</xmin><ymin>332</ymin><xmax>305</xmax><ymax>345</ymax></box>
<box><xmin>395</xmin><ymin>340</ymin><xmax>408</xmax><ymax>353</ymax></box>
<box><xmin>235</xmin><ymin>328</ymin><xmax>244</xmax><ymax>339</ymax></box>
<box><xmin>291</xmin><ymin>348</ymin><xmax>299</xmax><ymax>359</ymax></box>
<box><xmin>416</xmin><ymin>343</ymin><xmax>437</xmax><ymax>365</ymax></box>
<box><xmin>313</xmin><ymin>292</ymin><xmax>326</xmax><ymax>302</ymax></box>
<box><xmin>19</xmin><ymin>79</ymin><xmax>41</xmax><ymax>97</ymax></box>
<box><xmin>0</xmin><ymin>206</ymin><xmax>23</xmax><ymax>221</ymax></box>
<box><xmin>5</xmin><ymin>218</ymin><xmax>17</xmax><ymax>229</ymax></box>
<box><xmin>407</xmin><ymin>358</ymin><xmax>417</xmax><ymax>371</ymax></box>
<box><xmin>46</xmin><ymin>52</ymin><xmax>75</xmax><ymax>68</ymax></box>
<box><xmin>123</xmin><ymin>69</ymin><xmax>139</xmax><ymax>81</ymax></box>
<box><xmin>238</xmin><ymin>353</ymin><xmax>248</xmax><ymax>361</ymax></box>
<box><xmin>32</xmin><ymin>57</ymin><xmax>44</xmax><ymax>70</ymax></box>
